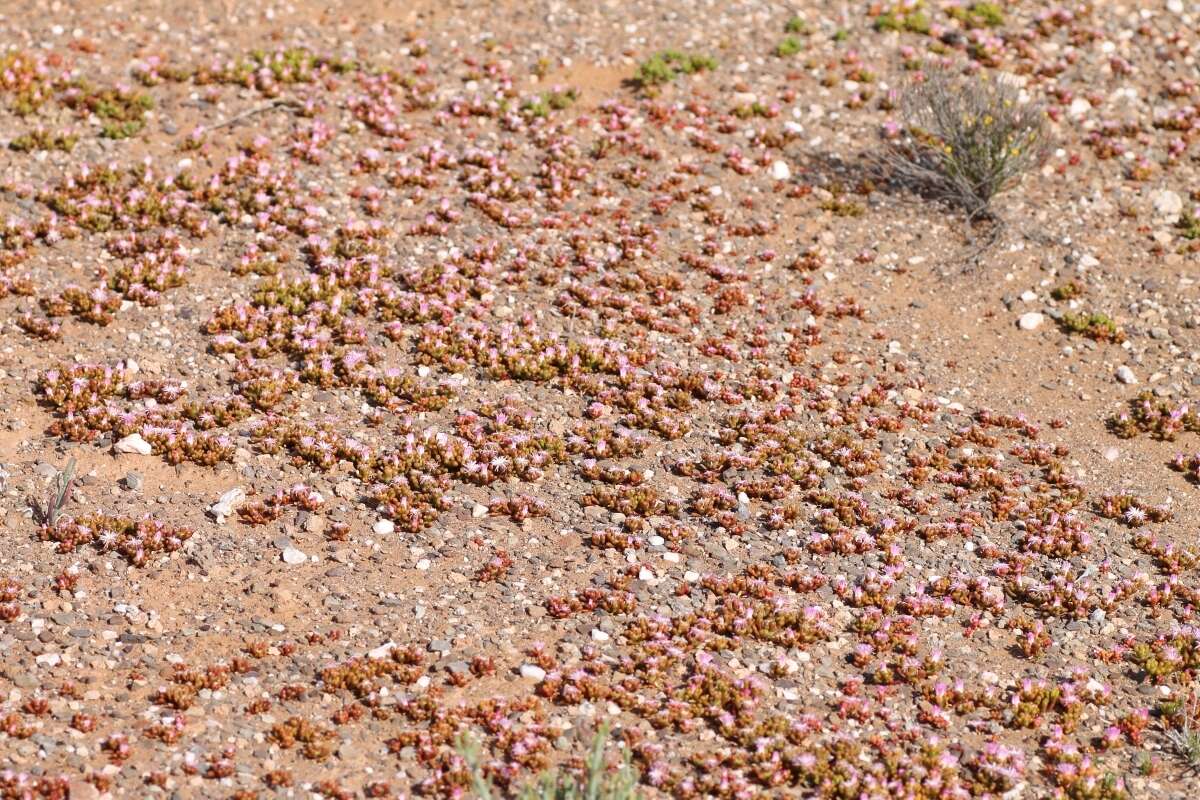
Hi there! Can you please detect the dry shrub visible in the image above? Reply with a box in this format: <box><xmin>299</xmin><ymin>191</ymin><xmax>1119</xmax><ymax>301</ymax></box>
<box><xmin>884</xmin><ymin>66</ymin><xmax>1048</xmax><ymax>219</ymax></box>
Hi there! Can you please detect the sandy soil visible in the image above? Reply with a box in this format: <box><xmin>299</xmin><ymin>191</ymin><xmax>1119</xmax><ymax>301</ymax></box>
<box><xmin>1</xmin><ymin>1</ymin><xmax>1200</xmax><ymax>798</ymax></box>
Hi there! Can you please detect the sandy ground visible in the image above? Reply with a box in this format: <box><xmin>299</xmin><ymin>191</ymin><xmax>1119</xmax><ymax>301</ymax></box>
<box><xmin>1</xmin><ymin>1</ymin><xmax>1200</xmax><ymax>798</ymax></box>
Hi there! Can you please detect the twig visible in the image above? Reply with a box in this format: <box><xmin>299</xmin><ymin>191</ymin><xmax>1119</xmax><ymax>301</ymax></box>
<box><xmin>209</xmin><ymin>98</ymin><xmax>301</xmax><ymax>130</ymax></box>
<box><xmin>933</xmin><ymin>215</ymin><xmax>1007</xmax><ymax>276</ymax></box>
<box><xmin>960</xmin><ymin>216</ymin><xmax>1007</xmax><ymax>269</ymax></box>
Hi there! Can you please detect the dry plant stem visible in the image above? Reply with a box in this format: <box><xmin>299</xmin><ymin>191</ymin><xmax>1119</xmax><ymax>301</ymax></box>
<box><xmin>1165</xmin><ymin>694</ymin><xmax>1200</xmax><ymax>774</ymax></box>
<box><xmin>459</xmin><ymin>724</ymin><xmax>639</xmax><ymax>800</ymax></box>
<box><xmin>959</xmin><ymin>217</ymin><xmax>1008</xmax><ymax>270</ymax></box>
<box><xmin>210</xmin><ymin>98</ymin><xmax>302</xmax><ymax>130</ymax></box>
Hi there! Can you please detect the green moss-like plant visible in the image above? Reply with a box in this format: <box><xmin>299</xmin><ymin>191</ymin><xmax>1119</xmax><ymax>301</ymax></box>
<box><xmin>1178</xmin><ymin>209</ymin><xmax>1200</xmax><ymax>240</ymax></box>
<box><xmin>635</xmin><ymin>50</ymin><xmax>716</xmax><ymax>90</ymax></box>
<box><xmin>1050</xmin><ymin>281</ymin><xmax>1081</xmax><ymax>301</ymax></box>
<box><xmin>950</xmin><ymin>2</ymin><xmax>1006</xmax><ymax>28</ymax></box>
<box><xmin>776</xmin><ymin>36</ymin><xmax>803</xmax><ymax>57</ymax></box>
<box><xmin>9</xmin><ymin>129</ymin><xmax>77</xmax><ymax>152</ymax></box>
<box><xmin>784</xmin><ymin>16</ymin><xmax>809</xmax><ymax>34</ymax></box>
<box><xmin>875</xmin><ymin>9</ymin><xmax>931</xmax><ymax>34</ymax></box>
<box><xmin>1060</xmin><ymin>311</ymin><xmax>1125</xmax><ymax>343</ymax></box>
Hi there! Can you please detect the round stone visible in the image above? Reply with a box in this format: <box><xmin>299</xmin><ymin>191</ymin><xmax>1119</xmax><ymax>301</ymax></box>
<box><xmin>281</xmin><ymin>547</ymin><xmax>307</xmax><ymax>565</ymax></box>
<box><xmin>519</xmin><ymin>664</ymin><xmax>547</xmax><ymax>681</ymax></box>
<box><xmin>1017</xmin><ymin>312</ymin><xmax>1044</xmax><ymax>331</ymax></box>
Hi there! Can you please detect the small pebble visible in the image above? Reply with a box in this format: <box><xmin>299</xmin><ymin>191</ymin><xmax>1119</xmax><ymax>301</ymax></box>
<box><xmin>1151</xmin><ymin>188</ymin><xmax>1182</xmax><ymax>223</ymax></box>
<box><xmin>1017</xmin><ymin>312</ymin><xmax>1044</xmax><ymax>331</ymax></box>
<box><xmin>519</xmin><ymin>664</ymin><xmax>547</xmax><ymax>681</ymax></box>
<box><xmin>1068</xmin><ymin>97</ymin><xmax>1091</xmax><ymax>118</ymax></box>
<box><xmin>368</xmin><ymin>642</ymin><xmax>396</xmax><ymax>659</ymax></box>
<box><xmin>208</xmin><ymin>487</ymin><xmax>246</xmax><ymax>524</ymax></box>
<box><xmin>114</xmin><ymin>433</ymin><xmax>153</xmax><ymax>455</ymax></box>
<box><xmin>281</xmin><ymin>547</ymin><xmax>307</xmax><ymax>565</ymax></box>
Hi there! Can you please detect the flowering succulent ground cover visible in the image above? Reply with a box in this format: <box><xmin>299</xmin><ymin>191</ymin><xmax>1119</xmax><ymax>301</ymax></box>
<box><xmin>2</xmin><ymin>0</ymin><xmax>1200</xmax><ymax>798</ymax></box>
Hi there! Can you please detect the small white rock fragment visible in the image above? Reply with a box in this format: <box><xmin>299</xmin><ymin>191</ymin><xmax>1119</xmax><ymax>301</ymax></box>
<box><xmin>67</xmin><ymin>781</ymin><xmax>99</xmax><ymax>800</ymax></box>
<box><xmin>1017</xmin><ymin>312</ymin><xmax>1044</xmax><ymax>331</ymax></box>
<box><xmin>115</xmin><ymin>433</ymin><xmax>153</xmax><ymax>455</ymax></box>
<box><xmin>1019</xmin><ymin>290</ymin><xmax>1037</xmax><ymax>302</ymax></box>
<box><xmin>471</xmin><ymin>503</ymin><xmax>488</xmax><ymax>518</ymax></box>
<box><xmin>416</xmin><ymin>558</ymin><xmax>431</xmax><ymax>570</ymax></box>
<box><xmin>519</xmin><ymin>664</ymin><xmax>547</xmax><ymax>681</ymax></box>
<box><xmin>1067</xmin><ymin>97</ymin><xmax>1091</xmax><ymax>118</ymax></box>
<box><xmin>208</xmin><ymin>487</ymin><xmax>246</xmax><ymax>524</ymax></box>
<box><xmin>770</xmin><ymin>160</ymin><xmax>791</xmax><ymax>181</ymax></box>
<box><xmin>372</xmin><ymin>519</ymin><xmax>395</xmax><ymax>535</ymax></box>
<box><xmin>368</xmin><ymin>641</ymin><xmax>396</xmax><ymax>659</ymax></box>
<box><xmin>281</xmin><ymin>547</ymin><xmax>307</xmax><ymax>565</ymax></box>
<box><xmin>1116</xmin><ymin>365</ymin><xmax>1139</xmax><ymax>385</ymax></box>
<box><xmin>590</xmin><ymin>628</ymin><xmax>610</xmax><ymax>642</ymax></box>
<box><xmin>1103</xmin><ymin>447</ymin><xmax>1120</xmax><ymax>462</ymax></box>
<box><xmin>1151</xmin><ymin>189</ymin><xmax>1183</xmax><ymax>223</ymax></box>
